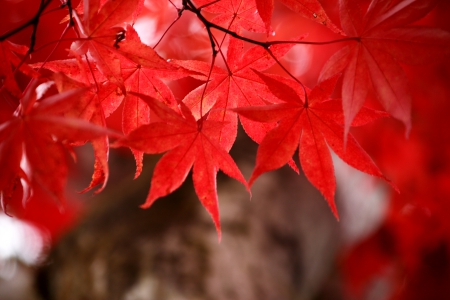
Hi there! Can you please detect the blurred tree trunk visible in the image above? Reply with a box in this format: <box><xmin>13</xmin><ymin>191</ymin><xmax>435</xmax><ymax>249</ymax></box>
<box><xmin>36</xmin><ymin>133</ymin><xmax>342</xmax><ymax>300</ymax></box>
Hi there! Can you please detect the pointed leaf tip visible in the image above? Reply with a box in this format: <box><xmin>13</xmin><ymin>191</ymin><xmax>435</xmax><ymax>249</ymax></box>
<box><xmin>215</xmin><ymin>219</ymin><xmax>222</xmax><ymax>243</ymax></box>
<box><xmin>330</xmin><ymin>201</ymin><xmax>340</xmax><ymax>221</ymax></box>
<box><xmin>140</xmin><ymin>200</ymin><xmax>152</xmax><ymax>209</ymax></box>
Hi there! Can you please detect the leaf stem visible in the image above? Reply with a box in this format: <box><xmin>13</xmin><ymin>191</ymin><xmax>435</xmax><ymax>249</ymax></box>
<box><xmin>267</xmin><ymin>37</ymin><xmax>359</xmax><ymax>46</ymax></box>
<box><xmin>265</xmin><ymin>47</ymin><xmax>309</xmax><ymax>106</ymax></box>
<box><xmin>153</xmin><ymin>7</ymin><xmax>185</xmax><ymax>49</ymax></box>
<box><xmin>36</xmin><ymin>23</ymin><xmax>73</xmax><ymax>72</ymax></box>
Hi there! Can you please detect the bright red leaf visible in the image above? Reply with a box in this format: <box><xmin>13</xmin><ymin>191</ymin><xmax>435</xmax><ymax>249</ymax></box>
<box><xmin>234</xmin><ymin>71</ymin><xmax>390</xmax><ymax>218</ymax></box>
<box><xmin>115</xmin><ymin>25</ymin><xmax>196</xmax><ymax>177</ymax></box>
<box><xmin>254</xmin><ymin>0</ymin><xmax>274</xmax><ymax>34</ymax></box>
<box><xmin>70</xmin><ymin>0</ymin><xmax>141</xmax><ymax>88</ymax></box>
<box><xmin>112</xmin><ymin>92</ymin><xmax>249</xmax><ymax>240</ymax></box>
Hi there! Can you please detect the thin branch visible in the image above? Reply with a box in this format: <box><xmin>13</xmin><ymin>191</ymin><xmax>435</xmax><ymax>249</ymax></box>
<box><xmin>268</xmin><ymin>37</ymin><xmax>360</xmax><ymax>46</ymax></box>
<box><xmin>0</xmin><ymin>0</ymin><xmax>53</xmax><ymax>42</ymax></box>
<box><xmin>182</xmin><ymin>0</ymin><xmax>358</xmax><ymax>49</ymax></box>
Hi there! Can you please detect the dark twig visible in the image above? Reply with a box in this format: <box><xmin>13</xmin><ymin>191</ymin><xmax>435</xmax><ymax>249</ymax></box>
<box><xmin>0</xmin><ymin>0</ymin><xmax>53</xmax><ymax>43</ymax></box>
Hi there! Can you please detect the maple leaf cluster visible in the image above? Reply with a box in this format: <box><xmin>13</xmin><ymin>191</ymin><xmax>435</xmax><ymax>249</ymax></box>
<box><xmin>2</xmin><ymin>0</ymin><xmax>450</xmax><ymax>298</ymax></box>
<box><xmin>1</xmin><ymin>0</ymin><xmax>449</xmax><ymax>249</ymax></box>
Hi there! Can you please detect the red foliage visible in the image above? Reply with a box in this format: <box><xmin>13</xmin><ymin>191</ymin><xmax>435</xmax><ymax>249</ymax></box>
<box><xmin>1</xmin><ymin>0</ymin><xmax>450</xmax><ymax>298</ymax></box>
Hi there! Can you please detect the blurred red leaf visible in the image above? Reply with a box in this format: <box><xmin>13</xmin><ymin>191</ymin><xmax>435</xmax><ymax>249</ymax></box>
<box><xmin>320</xmin><ymin>0</ymin><xmax>450</xmax><ymax>136</ymax></box>
<box><xmin>0</xmin><ymin>80</ymin><xmax>115</xmax><ymax>211</ymax></box>
<box><xmin>0</xmin><ymin>41</ymin><xmax>39</xmax><ymax>97</ymax></box>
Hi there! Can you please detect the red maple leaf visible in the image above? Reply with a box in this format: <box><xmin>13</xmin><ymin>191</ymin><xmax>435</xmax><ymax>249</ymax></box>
<box><xmin>0</xmin><ymin>80</ymin><xmax>116</xmax><ymax>212</ymax></box>
<box><xmin>33</xmin><ymin>62</ymin><xmax>116</xmax><ymax>194</ymax></box>
<box><xmin>234</xmin><ymin>71</ymin><xmax>391</xmax><ymax>218</ymax></box>
<box><xmin>112</xmin><ymin>92</ymin><xmax>249</xmax><ymax>239</ymax></box>
<box><xmin>320</xmin><ymin>0</ymin><xmax>450</xmax><ymax>135</ymax></box>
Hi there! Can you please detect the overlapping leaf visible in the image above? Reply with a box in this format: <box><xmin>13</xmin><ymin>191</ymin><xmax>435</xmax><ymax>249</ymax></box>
<box><xmin>36</xmin><ymin>60</ymin><xmax>116</xmax><ymax>194</ymax></box>
<box><xmin>320</xmin><ymin>0</ymin><xmax>450</xmax><ymax>135</ymax></box>
<box><xmin>114</xmin><ymin>25</ymin><xmax>197</xmax><ymax>177</ymax></box>
<box><xmin>70</xmin><ymin>0</ymin><xmax>141</xmax><ymax>88</ymax></box>
<box><xmin>112</xmin><ymin>92</ymin><xmax>249</xmax><ymax>239</ymax></box>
